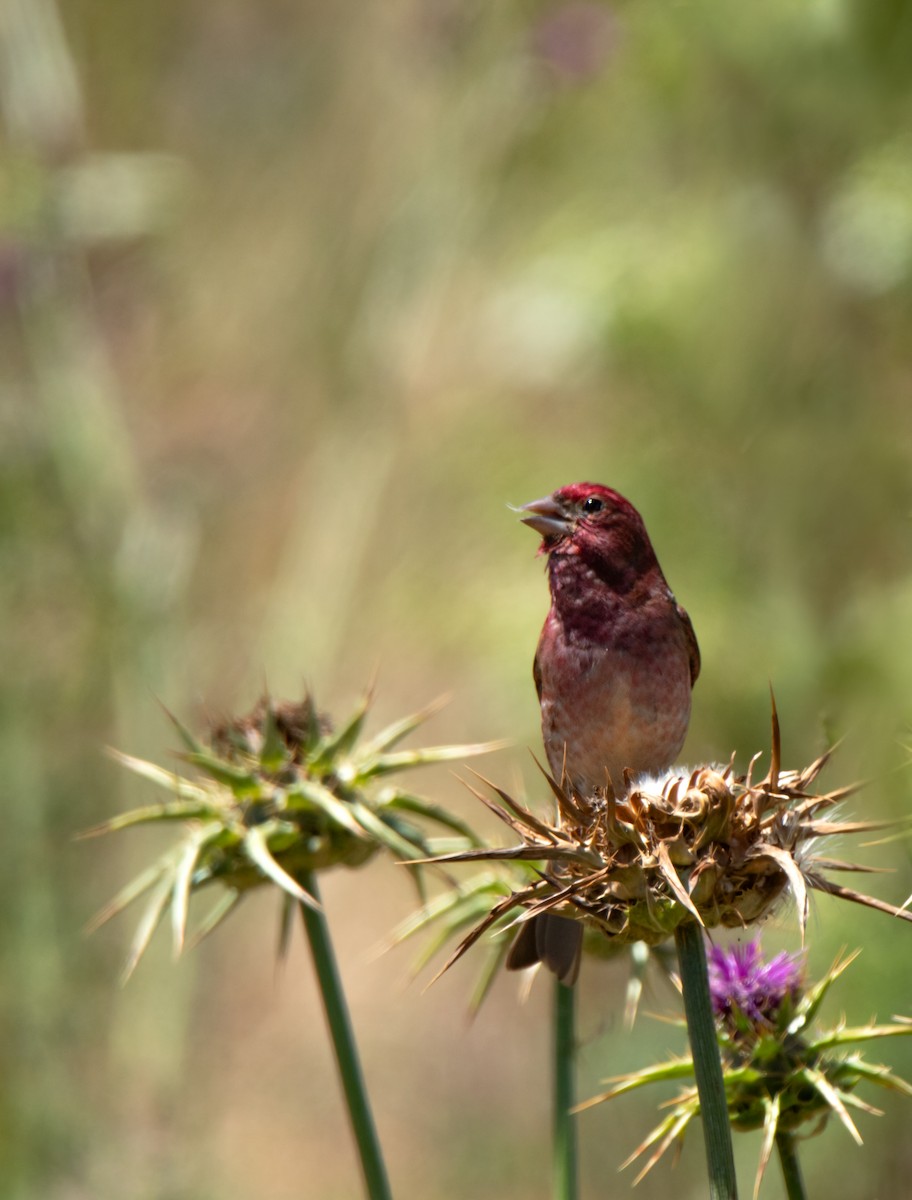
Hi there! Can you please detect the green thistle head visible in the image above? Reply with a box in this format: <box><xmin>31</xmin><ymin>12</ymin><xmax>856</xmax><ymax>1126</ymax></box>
<box><xmin>87</xmin><ymin>691</ymin><xmax>496</xmax><ymax>980</ymax></box>
<box><xmin>580</xmin><ymin>940</ymin><xmax>912</xmax><ymax>1195</ymax></box>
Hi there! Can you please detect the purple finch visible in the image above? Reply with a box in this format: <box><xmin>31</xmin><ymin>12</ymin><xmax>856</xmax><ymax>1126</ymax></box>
<box><xmin>507</xmin><ymin>482</ymin><xmax>700</xmax><ymax>983</ymax></box>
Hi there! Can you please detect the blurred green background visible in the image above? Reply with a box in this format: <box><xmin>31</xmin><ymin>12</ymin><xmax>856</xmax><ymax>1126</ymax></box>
<box><xmin>3</xmin><ymin>0</ymin><xmax>912</xmax><ymax>1196</ymax></box>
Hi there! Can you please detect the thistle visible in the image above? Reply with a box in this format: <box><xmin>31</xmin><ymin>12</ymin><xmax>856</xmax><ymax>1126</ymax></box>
<box><xmin>86</xmin><ymin>691</ymin><xmax>494</xmax><ymax>980</ymax></box>
<box><xmin>420</xmin><ymin>704</ymin><xmax>912</xmax><ymax>979</ymax></box>
<box><xmin>577</xmin><ymin>939</ymin><xmax>912</xmax><ymax>1198</ymax></box>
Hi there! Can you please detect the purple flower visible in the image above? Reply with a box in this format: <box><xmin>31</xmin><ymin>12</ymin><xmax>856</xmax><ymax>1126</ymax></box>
<box><xmin>708</xmin><ymin>939</ymin><xmax>804</xmax><ymax>1030</ymax></box>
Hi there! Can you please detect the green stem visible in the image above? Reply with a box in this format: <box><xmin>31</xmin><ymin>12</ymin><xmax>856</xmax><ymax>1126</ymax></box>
<box><xmin>775</xmin><ymin>1131</ymin><xmax>807</xmax><ymax>1200</ymax></box>
<box><xmin>674</xmin><ymin>920</ymin><xmax>739</xmax><ymax>1200</ymax></box>
<box><xmin>298</xmin><ymin>874</ymin><xmax>393</xmax><ymax>1200</ymax></box>
<box><xmin>552</xmin><ymin>977</ymin><xmax>579</xmax><ymax>1200</ymax></box>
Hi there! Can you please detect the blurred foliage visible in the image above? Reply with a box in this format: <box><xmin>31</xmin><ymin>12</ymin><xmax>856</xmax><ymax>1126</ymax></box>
<box><xmin>2</xmin><ymin>0</ymin><xmax>912</xmax><ymax>1197</ymax></box>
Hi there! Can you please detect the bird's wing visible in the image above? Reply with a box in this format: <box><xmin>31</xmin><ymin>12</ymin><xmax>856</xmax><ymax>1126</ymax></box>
<box><xmin>677</xmin><ymin>602</ymin><xmax>701</xmax><ymax>686</ymax></box>
<box><xmin>533</xmin><ymin>644</ymin><xmax>544</xmax><ymax>702</ymax></box>
<box><xmin>505</xmin><ymin>913</ymin><xmax>583</xmax><ymax>986</ymax></box>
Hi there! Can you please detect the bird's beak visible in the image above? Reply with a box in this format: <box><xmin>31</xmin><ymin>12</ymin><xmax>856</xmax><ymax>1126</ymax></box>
<box><xmin>517</xmin><ymin>493</ymin><xmax>574</xmax><ymax>540</ymax></box>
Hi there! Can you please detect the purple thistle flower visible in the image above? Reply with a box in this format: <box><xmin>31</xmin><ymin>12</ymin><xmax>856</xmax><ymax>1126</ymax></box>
<box><xmin>708</xmin><ymin>939</ymin><xmax>804</xmax><ymax>1030</ymax></box>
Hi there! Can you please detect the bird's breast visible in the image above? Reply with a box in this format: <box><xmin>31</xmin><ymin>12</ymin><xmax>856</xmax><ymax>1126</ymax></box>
<box><xmin>536</xmin><ymin>613</ymin><xmax>693</xmax><ymax>797</ymax></box>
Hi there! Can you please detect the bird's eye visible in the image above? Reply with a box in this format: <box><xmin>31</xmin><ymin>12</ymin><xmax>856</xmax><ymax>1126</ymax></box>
<box><xmin>581</xmin><ymin>497</ymin><xmax>604</xmax><ymax>515</ymax></box>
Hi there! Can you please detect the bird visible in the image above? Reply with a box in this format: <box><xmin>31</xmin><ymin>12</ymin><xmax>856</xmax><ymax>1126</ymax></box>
<box><xmin>506</xmin><ymin>481</ymin><xmax>700</xmax><ymax>984</ymax></box>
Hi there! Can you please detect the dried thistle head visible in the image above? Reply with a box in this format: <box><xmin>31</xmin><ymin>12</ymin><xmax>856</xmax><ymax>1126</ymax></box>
<box><xmin>578</xmin><ymin>941</ymin><xmax>912</xmax><ymax>1197</ymax></box>
<box><xmin>86</xmin><ymin>691</ymin><xmax>496</xmax><ymax>980</ymax></box>
<box><xmin>424</xmin><ymin>702</ymin><xmax>912</xmax><ymax>982</ymax></box>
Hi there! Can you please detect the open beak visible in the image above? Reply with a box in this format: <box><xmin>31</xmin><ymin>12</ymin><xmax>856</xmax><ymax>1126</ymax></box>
<box><xmin>517</xmin><ymin>493</ymin><xmax>574</xmax><ymax>540</ymax></box>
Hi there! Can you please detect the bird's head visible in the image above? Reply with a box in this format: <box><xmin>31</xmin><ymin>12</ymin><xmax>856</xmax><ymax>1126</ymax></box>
<box><xmin>516</xmin><ymin>482</ymin><xmax>657</xmax><ymax>578</ymax></box>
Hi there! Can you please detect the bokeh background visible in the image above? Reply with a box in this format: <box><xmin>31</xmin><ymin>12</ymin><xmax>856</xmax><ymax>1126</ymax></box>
<box><xmin>4</xmin><ymin>1</ymin><xmax>912</xmax><ymax>1197</ymax></box>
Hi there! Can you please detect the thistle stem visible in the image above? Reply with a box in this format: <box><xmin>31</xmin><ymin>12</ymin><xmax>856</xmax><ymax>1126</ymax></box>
<box><xmin>552</xmin><ymin>977</ymin><xmax>579</xmax><ymax>1200</ymax></box>
<box><xmin>775</xmin><ymin>1131</ymin><xmax>807</xmax><ymax>1200</ymax></box>
<box><xmin>298</xmin><ymin>874</ymin><xmax>393</xmax><ymax>1200</ymax></box>
<box><xmin>674</xmin><ymin>920</ymin><xmax>739</xmax><ymax>1200</ymax></box>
